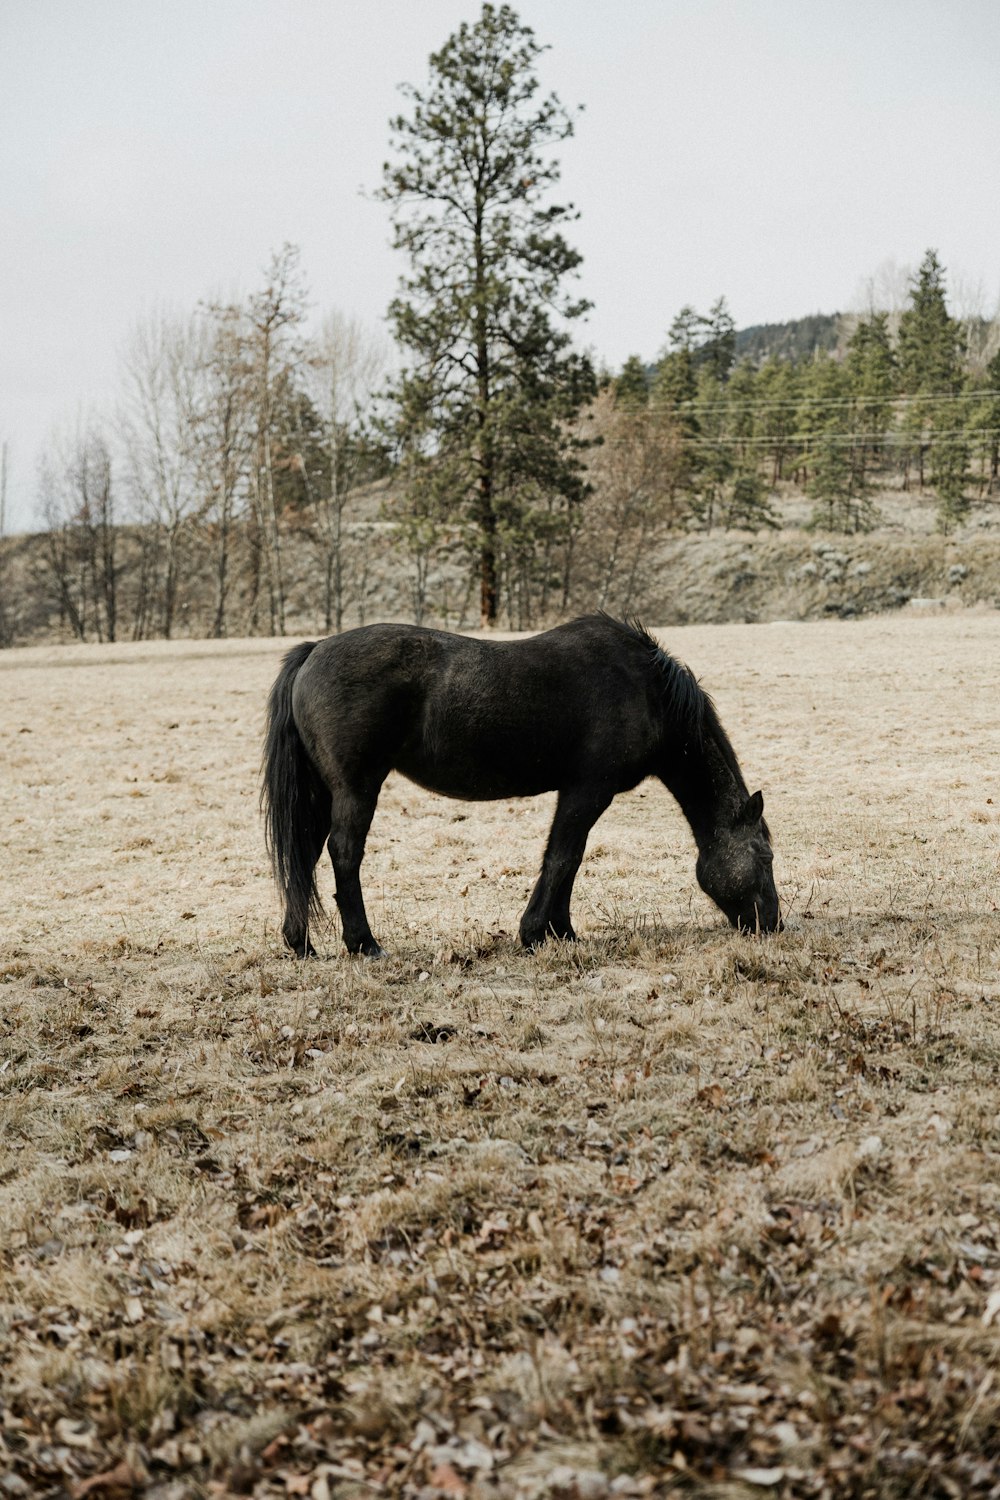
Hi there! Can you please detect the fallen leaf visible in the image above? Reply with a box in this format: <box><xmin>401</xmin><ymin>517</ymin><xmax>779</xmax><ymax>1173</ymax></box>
<box><xmin>429</xmin><ymin>1464</ymin><xmax>466</xmax><ymax>1497</ymax></box>
<box><xmin>696</xmin><ymin>1082</ymin><xmax>727</xmax><ymax>1110</ymax></box>
<box><xmin>71</xmin><ymin>1459</ymin><xmax>146</xmax><ymax>1499</ymax></box>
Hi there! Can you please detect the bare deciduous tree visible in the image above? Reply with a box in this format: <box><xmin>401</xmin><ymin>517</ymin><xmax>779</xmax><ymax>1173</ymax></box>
<box><xmin>246</xmin><ymin>245</ymin><xmax>308</xmax><ymax>634</ymax></box>
<box><xmin>190</xmin><ymin>302</ymin><xmax>254</xmax><ymax>638</ymax></box>
<box><xmin>119</xmin><ymin>311</ymin><xmax>200</xmax><ymax>637</ymax></box>
<box><xmin>579</xmin><ymin>389</ymin><xmax>687</xmax><ymax>615</ymax></box>
<box><xmin>37</xmin><ymin>427</ymin><xmax>119</xmax><ymax>641</ymax></box>
<box><xmin>301</xmin><ymin>312</ymin><xmax>385</xmax><ymax>632</ymax></box>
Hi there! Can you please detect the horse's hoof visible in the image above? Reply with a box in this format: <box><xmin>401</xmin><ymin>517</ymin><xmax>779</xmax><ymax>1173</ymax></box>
<box><xmin>346</xmin><ymin>938</ymin><xmax>386</xmax><ymax>958</ymax></box>
<box><xmin>520</xmin><ymin>925</ymin><xmax>575</xmax><ymax>948</ymax></box>
<box><xmin>286</xmin><ymin>938</ymin><xmax>317</xmax><ymax>959</ymax></box>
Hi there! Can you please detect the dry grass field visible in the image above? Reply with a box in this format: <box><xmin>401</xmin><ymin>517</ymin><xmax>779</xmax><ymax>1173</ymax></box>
<box><xmin>1</xmin><ymin>612</ymin><xmax>999</xmax><ymax>1500</ymax></box>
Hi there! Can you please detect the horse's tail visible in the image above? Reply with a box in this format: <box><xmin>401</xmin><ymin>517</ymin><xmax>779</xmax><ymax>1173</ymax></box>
<box><xmin>261</xmin><ymin>641</ymin><xmax>330</xmax><ymax>953</ymax></box>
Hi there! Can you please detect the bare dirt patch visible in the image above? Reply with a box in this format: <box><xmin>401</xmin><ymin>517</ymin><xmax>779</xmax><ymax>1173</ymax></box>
<box><xmin>1</xmin><ymin>615</ymin><xmax>999</xmax><ymax>1497</ymax></box>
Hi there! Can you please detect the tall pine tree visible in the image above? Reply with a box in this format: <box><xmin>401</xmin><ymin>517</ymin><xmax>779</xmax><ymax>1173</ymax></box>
<box><xmin>379</xmin><ymin>4</ymin><xmax>594</xmax><ymax>624</ymax></box>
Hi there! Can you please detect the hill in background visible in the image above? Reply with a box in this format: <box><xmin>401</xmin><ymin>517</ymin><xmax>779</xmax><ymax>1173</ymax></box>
<box><xmin>639</xmin><ymin>311</ymin><xmax>843</xmax><ymax>384</ymax></box>
<box><xmin>733</xmin><ymin>311</ymin><xmax>842</xmax><ymax>365</ymax></box>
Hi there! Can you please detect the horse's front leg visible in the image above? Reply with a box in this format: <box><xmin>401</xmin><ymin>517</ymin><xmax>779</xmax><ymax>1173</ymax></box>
<box><xmin>328</xmin><ymin>779</ymin><xmax>384</xmax><ymax>957</ymax></box>
<box><xmin>519</xmin><ymin>785</ymin><xmax>612</xmax><ymax>949</ymax></box>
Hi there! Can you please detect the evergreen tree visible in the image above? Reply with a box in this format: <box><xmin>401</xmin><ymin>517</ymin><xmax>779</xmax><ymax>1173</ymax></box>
<box><xmin>700</xmin><ymin>296</ymin><xmax>737</xmax><ymax>383</ymax></box>
<box><xmin>653</xmin><ymin>307</ymin><xmax>701</xmax><ymax>410</ymax></box>
<box><xmin>379</xmin><ymin>4</ymin><xmax>594</xmax><ymax>625</ymax></box>
<box><xmin>807</xmin><ymin>432</ymin><xmax>856</xmax><ymax>531</ymax></box>
<box><xmin>845</xmin><ymin>311</ymin><xmax>895</xmax><ymax>501</ymax></box>
<box><xmin>801</xmin><ymin>355</ymin><xmax>875</xmax><ymax>532</ymax></box>
<box><xmin>652</xmin><ymin>347</ymin><xmax>696</xmax><ymax>410</ymax></box>
<box><xmin>615</xmin><ymin>355</ymin><xmax>650</xmax><ymax>407</ymax></box>
<box><xmin>665</xmin><ymin>305</ymin><xmax>705</xmax><ymax>355</ymax></box>
<box><xmin>723</xmin><ymin>461</ymin><xmax>779</xmax><ymax>530</ymax></box>
<box><xmin>897</xmin><ymin>250</ymin><xmax>965</xmax><ymax>512</ymax></box>
<box><xmin>797</xmin><ymin>355</ymin><xmax>847</xmax><ymax>463</ymax></box>
<box><xmin>754</xmin><ymin>358</ymin><xmax>801</xmax><ymax>484</ymax></box>
<box><xmin>650</xmin><ymin>305</ymin><xmax>708</xmax><ymax>503</ymax></box>
<box><xmin>689</xmin><ymin>367</ymin><xmax>732</xmax><ymax>529</ymax></box>
<box><xmin>929</xmin><ymin>427</ymin><xmax>970</xmax><ymax>531</ymax></box>
<box><xmin>723</xmin><ymin>361</ymin><xmax>759</xmax><ymax>464</ymax></box>
<box><xmin>898</xmin><ymin>250</ymin><xmax>964</xmax><ymax>396</ymax></box>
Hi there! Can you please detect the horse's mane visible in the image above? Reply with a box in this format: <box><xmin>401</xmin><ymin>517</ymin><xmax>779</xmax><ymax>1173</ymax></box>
<box><xmin>594</xmin><ymin>612</ymin><xmax>754</xmax><ymax>804</ymax></box>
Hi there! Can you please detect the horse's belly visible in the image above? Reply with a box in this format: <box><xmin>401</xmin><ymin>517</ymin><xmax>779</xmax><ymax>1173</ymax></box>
<box><xmin>394</xmin><ymin>748</ymin><xmax>556</xmax><ymax>802</ymax></box>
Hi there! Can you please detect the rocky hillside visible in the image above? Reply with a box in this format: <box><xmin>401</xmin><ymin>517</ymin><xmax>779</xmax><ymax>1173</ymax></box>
<box><xmin>637</xmin><ymin>529</ymin><xmax>1000</xmax><ymax>627</ymax></box>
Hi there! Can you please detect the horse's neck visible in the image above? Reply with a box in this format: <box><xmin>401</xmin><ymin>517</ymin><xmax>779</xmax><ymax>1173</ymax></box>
<box><xmin>659</xmin><ymin>730</ymin><xmax>745</xmax><ymax>848</ymax></box>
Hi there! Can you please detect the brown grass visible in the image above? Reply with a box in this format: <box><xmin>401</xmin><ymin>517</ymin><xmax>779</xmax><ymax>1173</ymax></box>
<box><xmin>1</xmin><ymin>613</ymin><xmax>999</xmax><ymax>1497</ymax></box>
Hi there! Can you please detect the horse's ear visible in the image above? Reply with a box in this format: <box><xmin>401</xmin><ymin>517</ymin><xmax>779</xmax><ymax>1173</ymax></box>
<box><xmin>739</xmin><ymin>789</ymin><xmax>764</xmax><ymax>826</ymax></box>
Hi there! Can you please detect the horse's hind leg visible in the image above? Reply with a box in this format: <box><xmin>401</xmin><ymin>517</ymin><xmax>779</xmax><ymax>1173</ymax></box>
<box><xmin>328</xmin><ymin>778</ymin><xmax>384</xmax><ymax>957</ymax></box>
<box><xmin>519</xmin><ymin>784</ymin><xmax>611</xmax><ymax>948</ymax></box>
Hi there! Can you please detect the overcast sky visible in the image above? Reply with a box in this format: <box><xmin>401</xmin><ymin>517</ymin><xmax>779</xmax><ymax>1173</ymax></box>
<box><xmin>2</xmin><ymin>0</ymin><xmax>999</xmax><ymax>532</ymax></box>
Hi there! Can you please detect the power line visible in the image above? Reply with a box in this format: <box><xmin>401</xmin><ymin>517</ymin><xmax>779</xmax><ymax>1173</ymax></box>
<box><xmin>631</xmin><ymin>389</ymin><xmax>1000</xmax><ymax>417</ymax></box>
<box><xmin>589</xmin><ymin>429</ymin><xmax>999</xmax><ymax>450</ymax></box>
<box><xmin>686</xmin><ymin>430</ymin><xmax>994</xmax><ymax>448</ymax></box>
<box><xmin>602</xmin><ymin>434</ymin><xmax>996</xmax><ymax>449</ymax></box>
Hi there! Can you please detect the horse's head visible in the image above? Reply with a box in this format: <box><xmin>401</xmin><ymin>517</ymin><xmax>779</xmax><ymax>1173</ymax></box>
<box><xmin>696</xmin><ymin>790</ymin><xmax>781</xmax><ymax>934</ymax></box>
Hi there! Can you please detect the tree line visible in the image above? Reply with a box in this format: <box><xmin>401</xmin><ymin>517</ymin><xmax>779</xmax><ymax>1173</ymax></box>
<box><xmin>621</xmin><ymin>249</ymin><xmax>1000</xmax><ymax>538</ymax></box>
<box><xmin>2</xmin><ymin>5</ymin><xmax>999</xmax><ymax>646</ymax></box>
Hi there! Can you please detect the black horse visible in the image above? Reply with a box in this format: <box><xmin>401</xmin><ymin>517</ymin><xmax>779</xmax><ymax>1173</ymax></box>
<box><xmin>261</xmin><ymin>613</ymin><xmax>780</xmax><ymax>956</ymax></box>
